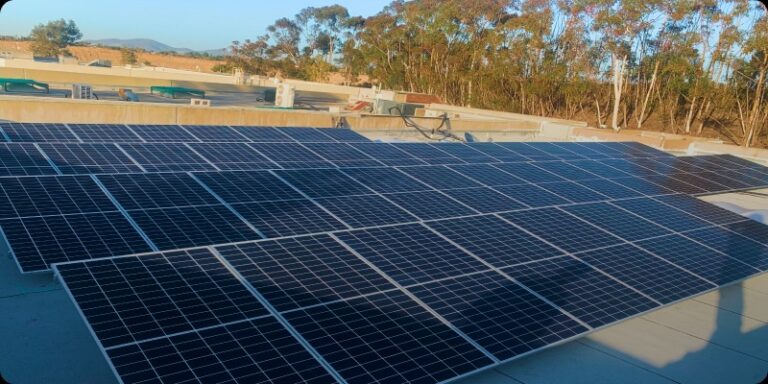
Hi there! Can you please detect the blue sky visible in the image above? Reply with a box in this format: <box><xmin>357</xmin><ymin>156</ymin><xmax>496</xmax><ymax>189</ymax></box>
<box><xmin>0</xmin><ymin>0</ymin><xmax>391</xmax><ymax>50</ymax></box>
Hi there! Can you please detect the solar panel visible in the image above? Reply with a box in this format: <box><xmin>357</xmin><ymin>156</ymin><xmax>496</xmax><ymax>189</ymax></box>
<box><xmin>575</xmin><ymin>179</ymin><xmax>644</xmax><ymax>199</ymax></box>
<box><xmin>249</xmin><ymin>142</ymin><xmax>335</xmax><ymax>169</ymax></box>
<box><xmin>230</xmin><ymin>200</ymin><xmax>346</xmax><ymax>238</ymax></box>
<box><xmin>125</xmin><ymin>124</ymin><xmax>198</xmax><ymax>142</ymax></box>
<box><xmin>98</xmin><ymin>173</ymin><xmax>220</xmax><ymax>210</ymax></box>
<box><xmin>696</xmin><ymin>171</ymin><xmax>754</xmax><ymax>190</ymax></box>
<box><xmin>525</xmin><ymin>143</ymin><xmax>584</xmax><ymax>160</ymax></box>
<box><xmin>216</xmin><ymin>235</ymin><xmax>396</xmax><ymax>312</ymax></box>
<box><xmin>683</xmin><ymin>227</ymin><xmax>768</xmax><ymax>270</ymax></box>
<box><xmin>187</xmin><ymin>142</ymin><xmax>278</xmax><ymax>170</ymax></box>
<box><xmin>231</xmin><ymin>126</ymin><xmax>293</xmax><ymax>142</ymax></box>
<box><xmin>465</xmin><ymin>143</ymin><xmax>530</xmax><ymax>162</ymax></box>
<box><xmin>341</xmin><ymin>167</ymin><xmax>432</xmax><ymax>193</ymax></box>
<box><xmin>561</xmin><ymin>202</ymin><xmax>672</xmax><ymax>242</ymax></box>
<box><xmin>635</xmin><ymin>235</ymin><xmax>760</xmax><ymax>285</ymax></box>
<box><xmin>532</xmin><ymin>162</ymin><xmax>600</xmax><ymax>181</ymax></box>
<box><xmin>182</xmin><ymin>125</ymin><xmax>249</xmax><ymax>142</ymax></box>
<box><xmin>301</xmin><ymin>142</ymin><xmax>382</xmax><ymax>168</ymax></box>
<box><xmin>119</xmin><ymin>143</ymin><xmax>216</xmax><ymax>172</ymax></box>
<box><xmin>347</xmin><ymin>143</ymin><xmax>426</xmax><ymax>166</ymax></box>
<box><xmin>274</xmin><ymin>168</ymin><xmax>372</xmax><ymax>198</ymax></box>
<box><xmin>314</xmin><ymin>194</ymin><xmax>418</xmax><ymax>227</ymax></box>
<box><xmin>277</xmin><ymin>127</ymin><xmax>336</xmax><ymax>142</ymax></box>
<box><xmin>494</xmin><ymin>142</ymin><xmax>557</xmax><ymax>161</ymax></box>
<box><xmin>653</xmin><ymin>194</ymin><xmax>749</xmax><ymax>226</ymax></box>
<box><xmin>536</xmin><ymin>181</ymin><xmax>609</xmax><ymax>203</ymax></box>
<box><xmin>3</xmin><ymin>211</ymin><xmax>152</xmax><ymax>272</ymax></box>
<box><xmin>566</xmin><ymin>160</ymin><xmax>631</xmax><ymax>178</ymax></box>
<box><xmin>390</xmin><ymin>143</ymin><xmax>465</xmax><ymax>165</ymax></box>
<box><xmin>55</xmin><ymin>248</ymin><xmax>270</xmax><ymax>348</ymax></box>
<box><xmin>600</xmin><ymin>158</ymin><xmax>660</xmax><ymax>176</ymax></box>
<box><xmin>618</xmin><ymin>142</ymin><xmax>673</xmax><ymax>157</ymax></box>
<box><xmin>335</xmin><ymin>223</ymin><xmax>489</xmax><ymax>286</ymax></box>
<box><xmin>627</xmin><ymin>157</ymin><xmax>677</xmax><ymax>174</ymax></box>
<box><xmin>426</xmin><ymin>215</ymin><xmax>564</xmax><ymax>268</ymax></box>
<box><xmin>718</xmin><ymin>169</ymin><xmax>768</xmax><ymax>188</ymax></box>
<box><xmin>67</xmin><ymin>124</ymin><xmax>142</xmax><ymax>143</ymax></box>
<box><xmin>492</xmin><ymin>162</ymin><xmax>565</xmax><ymax>183</ymax></box>
<box><xmin>128</xmin><ymin>205</ymin><xmax>258</xmax><ymax>250</ymax></box>
<box><xmin>0</xmin><ymin>175</ymin><xmax>117</xmax><ymax>219</ymax></box>
<box><xmin>0</xmin><ymin>143</ymin><xmax>58</xmax><ymax>176</ymax></box>
<box><xmin>579</xmin><ymin>244</ymin><xmax>715</xmax><ymax>304</ymax></box>
<box><xmin>611</xmin><ymin>198</ymin><xmax>711</xmax><ymax>232</ymax></box>
<box><xmin>554</xmin><ymin>143</ymin><xmax>612</xmax><ymax>159</ymax></box>
<box><xmin>609</xmin><ymin>176</ymin><xmax>675</xmax><ymax>196</ymax></box>
<box><xmin>398</xmin><ymin>165</ymin><xmax>482</xmax><ymax>190</ymax></box>
<box><xmin>503</xmin><ymin>256</ymin><xmax>659</xmax><ymax>327</ymax></box>
<box><xmin>428</xmin><ymin>143</ymin><xmax>498</xmax><ymax>163</ymax></box>
<box><xmin>643</xmin><ymin>175</ymin><xmax>707</xmax><ymax>194</ymax></box>
<box><xmin>726</xmin><ymin>168</ymin><xmax>768</xmax><ymax>185</ymax></box>
<box><xmin>0</xmin><ymin>122</ymin><xmax>80</xmax><ymax>142</ymax></box>
<box><xmin>493</xmin><ymin>184</ymin><xmax>569</xmax><ymax>208</ymax></box>
<box><xmin>725</xmin><ymin>220</ymin><xmax>768</xmax><ymax>244</ymax></box>
<box><xmin>500</xmin><ymin>208</ymin><xmax>624</xmax><ymax>253</ymax></box>
<box><xmin>315</xmin><ymin>128</ymin><xmax>371</xmax><ymax>142</ymax></box>
<box><xmin>38</xmin><ymin>143</ymin><xmax>143</xmax><ymax>174</ymax></box>
<box><xmin>653</xmin><ymin>157</ymin><xmax>707</xmax><ymax>174</ymax></box>
<box><xmin>408</xmin><ymin>271</ymin><xmax>587</xmax><ymax>360</ymax></box>
<box><xmin>283</xmin><ymin>290</ymin><xmax>493</xmax><ymax>384</ymax></box>
<box><xmin>383</xmin><ymin>191</ymin><xmax>476</xmax><ymax>220</ymax></box>
<box><xmin>666</xmin><ymin>173</ymin><xmax>730</xmax><ymax>193</ymax></box>
<box><xmin>193</xmin><ymin>171</ymin><xmax>304</xmax><ymax>203</ymax></box>
<box><xmin>442</xmin><ymin>187</ymin><xmax>526</xmax><ymax>213</ymax></box>
<box><xmin>450</xmin><ymin>164</ymin><xmax>527</xmax><ymax>186</ymax></box>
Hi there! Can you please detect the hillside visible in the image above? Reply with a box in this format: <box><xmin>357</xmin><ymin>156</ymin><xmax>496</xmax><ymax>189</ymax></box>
<box><xmin>85</xmin><ymin>38</ymin><xmax>228</xmax><ymax>56</ymax></box>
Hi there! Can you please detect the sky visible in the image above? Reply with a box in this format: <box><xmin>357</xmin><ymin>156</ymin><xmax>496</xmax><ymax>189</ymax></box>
<box><xmin>0</xmin><ymin>0</ymin><xmax>391</xmax><ymax>50</ymax></box>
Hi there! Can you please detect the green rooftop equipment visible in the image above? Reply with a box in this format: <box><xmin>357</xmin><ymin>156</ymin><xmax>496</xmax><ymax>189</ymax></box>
<box><xmin>0</xmin><ymin>78</ymin><xmax>49</xmax><ymax>93</ymax></box>
<box><xmin>150</xmin><ymin>86</ymin><xmax>205</xmax><ymax>99</ymax></box>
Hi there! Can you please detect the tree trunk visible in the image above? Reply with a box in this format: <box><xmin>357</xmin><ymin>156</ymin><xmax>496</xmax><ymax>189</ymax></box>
<box><xmin>637</xmin><ymin>60</ymin><xmax>659</xmax><ymax>130</ymax></box>
<box><xmin>611</xmin><ymin>53</ymin><xmax>626</xmax><ymax>132</ymax></box>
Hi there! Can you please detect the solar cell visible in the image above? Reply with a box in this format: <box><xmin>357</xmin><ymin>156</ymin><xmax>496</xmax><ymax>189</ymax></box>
<box><xmin>398</xmin><ymin>165</ymin><xmax>482</xmax><ymax>190</ymax></box>
<box><xmin>653</xmin><ymin>157</ymin><xmax>707</xmax><ymax>174</ymax></box>
<box><xmin>566</xmin><ymin>160</ymin><xmax>631</xmax><ymax>178</ymax></box>
<box><xmin>683</xmin><ymin>227</ymin><xmax>768</xmax><ymax>270</ymax></box>
<box><xmin>727</xmin><ymin>168</ymin><xmax>768</xmax><ymax>185</ymax></box>
<box><xmin>725</xmin><ymin>220</ymin><xmax>768</xmax><ymax>244</ymax></box>
<box><xmin>492</xmin><ymin>162</ymin><xmax>565</xmax><ymax>183</ymax></box>
<box><xmin>609</xmin><ymin>176</ymin><xmax>675</xmax><ymax>196</ymax></box>
<box><xmin>55</xmin><ymin>248</ymin><xmax>269</xmax><ymax>348</ymax></box>
<box><xmin>187</xmin><ymin>142</ymin><xmax>278</xmax><ymax>170</ymax></box>
<box><xmin>599</xmin><ymin>158</ymin><xmax>660</xmax><ymax>176</ymax></box>
<box><xmin>98</xmin><ymin>173</ymin><xmax>220</xmax><ymax>210</ymax></box>
<box><xmin>409</xmin><ymin>272</ymin><xmax>587</xmax><ymax>361</ymax></box>
<box><xmin>494</xmin><ymin>143</ymin><xmax>558</xmax><ymax>161</ymax></box>
<box><xmin>503</xmin><ymin>256</ymin><xmax>659</xmax><ymax>327</ymax></box>
<box><xmin>383</xmin><ymin>191</ymin><xmax>476</xmax><ymax>220</ymax></box>
<box><xmin>125</xmin><ymin>124</ymin><xmax>198</xmax><ymax>142</ymax></box>
<box><xmin>283</xmin><ymin>290</ymin><xmax>493</xmax><ymax>384</ymax></box>
<box><xmin>249</xmin><ymin>142</ymin><xmax>335</xmax><ymax>169</ymax></box>
<box><xmin>636</xmin><ymin>235</ymin><xmax>760</xmax><ymax>285</ymax></box>
<box><xmin>0</xmin><ymin>122</ymin><xmax>80</xmax><ymax>142</ymax></box>
<box><xmin>561</xmin><ymin>202</ymin><xmax>672</xmax><ymax>242</ymax></box>
<box><xmin>231</xmin><ymin>200</ymin><xmax>346</xmax><ymax>238</ymax></box>
<box><xmin>665</xmin><ymin>173</ymin><xmax>729</xmax><ymax>193</ymax></box>
<box><xmin>442</xmin><ymin>187</ymin><xmax>526</xmax><ymax>213</ymax></box>
<box><xmin>653</xmin><ymin>194</ymin><xmax>749</xmax><ymax>225</ymax></box>
<box><xmin>554</xmin><ymin>143</ymin><xmax>612</xmax><ymax>159</ymax></box>
<box><xmin>0</xmin><ymin>143</ymin><xmax>58</xmax><ymax>176</ymax></box>
<box><xmin>526</xmin><ymin>143</ymin><xmax>584</xmax><ymax>160</ymax></box>
<box><xmin>390</xmin><ymin>143</ymin><xmax>465</xmax><ymax>164</ymax></box>
<box><xmin>627</xmin><ymin>158</ymin><xmax>678</xmax><ymax>174</ymax></box>
<box><xmin>532</xmin><ymin>161</ymin><xmax>601</xmax><ymax>181</ymax></box>
<box><xmin>278</xmin><ymin>127</ymin><xmax>336</xmax><ymax>142</ymax></box>
<box><xmin>315</xmin><ymin>128</ymin><xmax>371</xmax><ymax>142</ymax></box>
<box><xmin>3</xmin><ymin>211</ymin><xmax>152</xmax><ymax>272</ymax></box>
<box><xmin>216</xmin><ymin>234</ymin><xmax>396</xmax><ymax>312</ymax></box>
<box><xmin>719</xmin><ymin>169</ymin><xmax>768</xmax><ymax>188</ymax></box>
<box><xmin>301</xmin><ymin>142</ymin><xmax>382</xmax><ymax>168</ymax></box>
<box><xmin>575</xmin><ymin>179</ymin><xmax>644</xmax><ymax>199</ymax></box>
<box><xmin>335</xmin><ymin>223</ymin><xmax>489</xmax><ymax>286</ymax></box>
<box><xmin>347</xmin><ymin>143</ymin><xmax>426</xmax><ymax>166</ymax></box>
<box><xmin>611</xmin><ymin>198</ymin><xmax>711</xmax><ymax>232</ymax></box>
<box><xmin>644</xmin><ymin>175</ymin><xmax>707</xmax><ymax>194</ymax></box>
<box><xmin>193</xmin><ymin>171</ymin><xmax>304</xmax><ymax>203</ymax></box>
<box><xmin>231</xmin><ymin>125</ymin><xmax>293</xmax><ymax>142</ymax></box>
<box><xmin>694</xmin><ymin>171</ymin><xmax>756</xmax><ymax>190</ymax></box>
<box><xmin>182</xmin><ymin>125</ymin><xmax>250</xmax><ymax>142</ymax></box>
<box><xmin>466</xmin><ymin>143</ymin><xmax>531</xmax><ymax>162</ymax></box>
<box><xmin>67</xmin><ymin>124</ymin><xmax>142</xmax><ymax>143</ymax></box>
<box><xmin>493</xmin><ymin>184</ymin><xmax>569</xmax><ymax>208</ymax></box>
<box><xmin>314</xmin><ymin>194</ymin><xmax>418</xmax><ymax>227</ymax></box>
<box><xmin>426</xmin><ymin>215</ymin><xmax>563</xmax><ymax>267</ymax></box>
<box><xmin>341</xmin><ymin>167</ymin><xmax>432</xmax><ymax>193</ymax></box>
<box><xmin>38</xmin><ymin>143</ymin><xmax>143</xmax><ymax>174</ymax></box>
<box><xmin>128</xmin><ymin>205</ymin><xmax>258</xmax><ymax>250</ymax></box>
<box><xmin>275</xmin><ymin>168</ymin><xmax>372</xmax><ymax>198</ymax></box>
<box><xmin>536</xmin><ymin>181</ymin><xmax>609</xmax><ymax>203</ymax></box>
<box><xmin>119</xmin><ymin>143</ymin><xmax>216</xmax><ymax>172</ymax></box>
<box><xmin>428</xmin><ymin>143</ymin><xmax>498</xmax><ymax>163</ymax></box>
<box><xmin>500</xmin><ymin>208</ymin><xmax>624</xmax><ymax>253</ymax></box>
<box><xmin>579</xmin><ymin>244</ymin><xmax>715</xmax><ymax>304</ymax></box>
<box><xmin>0</xmin><ymin>175</ymin><xmax>117</xmax><ymax>219</ymax></box>
<box><xmin>450</xmin><ymin>164</ymin><xmax>527</xmax><ymax>186</ymax></box>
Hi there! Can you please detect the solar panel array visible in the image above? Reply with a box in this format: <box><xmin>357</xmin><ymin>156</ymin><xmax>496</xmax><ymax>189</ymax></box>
<box><xmin>0</xmin><ymin>123</ymin><xmax>766</xmax><ymax>384</ymax></box>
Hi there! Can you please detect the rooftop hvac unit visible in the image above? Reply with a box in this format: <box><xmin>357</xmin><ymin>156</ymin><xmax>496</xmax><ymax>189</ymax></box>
<box><xmin>275</xmin><ymin>83</ymin><xmax>295</xmax><ymax>108</ymax></box>
<box><xmin>72</xmin><ymin>84</ymin><xmax>94</xmax><ymax>100</ymax></box>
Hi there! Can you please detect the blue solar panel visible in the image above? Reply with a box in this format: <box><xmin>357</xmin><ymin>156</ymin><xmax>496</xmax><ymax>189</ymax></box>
<box><xmin>274</xmin><ymin>168</ymin><xmax>372</xmax><ymax>198</ymax></box>
<box><xmin>409</xmin><ymin>271</ymin><xmax>587</xmax><ymax>361</ymax></box>
<box><xmin>341</xmin><ymin>167</ymin><xmax>432</xmax><ymax>193</ymax></box>
<box><xmin>336</xmin><ymin>223</ymin><xmax>489</xmax><ymax>286</ymax></box>
<box><xmin>314</xmin><ymin>194</ymin><xmax>418</xmax><ymax>227</ymax></box>
<box><xmin>0</xmin><ymin>143</ymin><xmax>58</xmax><ymax>176</ymax></box>
<box><xmin>188</xmin><ymin>142</ymin><xmax>278</xmax><ymax>170</ymax></box>
<box><xmin>600</xmin><ymin>158</ymin><xmax>660</xmax><ymax>176</ymax></box>
<box><xmin>561</xmin><ymin>202</ymin><xmax>672</xmax><ymax>242</ymax></box>
<box><xmin>182</xmin><ymin>125</ymin><xmax>250</xmax><ymax>142</ymax></box>
<box><xmin>492</xmin><ymin>162</ymin><xmax>565</xmax><ymax>183</ymax></box>
<box><xmin>500</xmin><ymin>208</ymin><xmax>624</xmax><ymax>253</ymax></box>
<box><xmin>0</xmin><ymin>175</ymin><xmax>117</xmax><ymax>219</ymax></box>
<box><xmin>536</xmin><ymin>181</ymin><xmax>609</xmax><ymax>203</ymax></box>
<box><xmin>38</xmin><ymin>143</ymin><xmax>143</xmax><ymax>174</ymax></box>
<box><xmin>249</xmin><ymin>142</ymin><xmax>335</xmax><ymax>169</ymax></box>
<box><xmin>644</xmin><ymin>175</ymin><xmax>707</xmax><ymax>194</ymax></box>
<box><xmin>727</xmin><ymin>168</ymin><xmax>768</xmax><ymax>185</ymax></box>
<box><xmin>503</xmin><ymin>257</ymin><xmax>659</xmax><ymax>327</ymax></box>
<box><xmin>695</xmin><ymin>171</ymin><xmax>754</xmax><ymax>190</ymax></box>
<box><xmin>627</xmin><ymin>157</ymin><xmax>677</xmax><ymax>174</ymax></box>
<box><xmin>398</xmin><ymin>165</ymin><xmax>481</xmax><ymax>190</ymax></box>
<box><xmin>494</xmin><ymin>143</ymin><xmax>558</xmax><ymax>161</ymax></box>
<box><xmin>636</xmin><ymin>235</ymin><xmax>760</xmax><ymax>285</ymax></box>
<box><xmin>426</xmin><ymin>215</ymin><xmax>564</xmax><ymax>267</ymax></box>
<box><xmin>611</xmin><ymin>198</ymin><xmax>711</xmax><ymax>232</ymax></box>
<box><xmin>230</xmin><ymin>200</ymin><xmax>346</xmax><ymax>238</ymax></box>
<box><xmin>278</xmin><ymin>127</ymin><xmax>336</xmax><ymax>142</ymax></box>
<box><xmin>3</xmin><ymin>211</ymin><xmax>152</xmax><ymax>272</ymax></box>
<box><xmin>666</xmin><ymin>173</ymin><xmax>729</xmax><ymax>193</ymax></box>
<box><xmin>532</xmin><ymin>161</ymin><xmax>600</xmax><ymax>181</ymax></box>
<box><xmin>493</xmin><ymin>184</ymin><xmax>569</xmax><ymax>208</ymax></box>
<box><xmin>1</xmin><ymin>122</ymin><xmax>80</xmax><ymax>142</ymax></box>
<box><xmin>231</xmin><ymin>126</ymin><xmax>293</xmax><ymax>142</ymax></box>
<box><xmin>428</xmin><ymin>143</ymin><xmax>498</xmax><ymax>163</ymax></box>
<box><xmin>554</xmin><ymin>143</ymin><xmax>612</xmax><ymax>159</ymax></box>
<box><xmin>67</xmin><ymin>124</ymin><xmax>142</xmax><ymax>143</ymax></box>
<box><xmin>725</xmin><ymin>220</ymin><xmax>768</xmax><ymax>244</ymax></box>
<box><xmin>575</xmin><ymin>179</ymin><xmax>644</xmax><ymax>199</ymax></box>
<box><xmin>567</xmin><ymin>160</ymin><xmax>631</xmax><ymax>178</ymax></box>
<box><xmin>466</xmin><ymin>143</ymin><xmax>531</xmax><ymax>162</ymax></box>
<box><xmin>283</xmin><ymin>290</ymin><xmax>493</xmax><ymax>384</ymax></box>
<box><xmin>193</xmin><ymin>171</ymin><xmax>303</xmax><ymax>203</ymax></box>
<box><xmin>683</xmin><ymin>227</ymin><xmax>768</xmax><ymax>270</ymax></box>
<box><xmin>301</xmin><ymin>142</ymin><xmax>383</xmax><ymax>168</ymax></box>
<box><xmin>390</xmin><ymin>143</ymin><xmax>465</xmax><ymax>165</ymax></box>
<box><xmin>579</xmin><ymin>244</ymin><xmax>715</xmax><ymax>304</ymax></box>
<box><xmin>98</xmin><ymin>173</ymin><xmax>220</xmax><ymax>210</ymax></box>
<box><xmin>442</xmin><ymin>187</ymin><xmax>526</xmax><ymax>213</ymax></box>
<box><xmin>128</xmin><ymin>205</ymin><xmax>258</xmax><ymax>250</ymax></box>
<box><xmin>119</xmin><ymin>143</ymin><xmax>216</xmax><ymax>172</ymax></box>
<box><xmin>216</xmin><ymin>234</ymin><xmax>396</xmax><ymax>312</ymax></box>
<box><xmin>450</xmin><ymin>164</ymin><xmax>527</xmax><ymax>186</ymax></box>
<box><xmin>383</xmin><ymin>191</ymin><xmax>476</xmax><ymax>220</ymax></box>
<box><xmin>609</xmin><ymin>176</ymin><xmax>675</xmax><ymax>196</ymax></box>
<box><xmin>525</xmin><ymin>143</ymin><xmax>584</xmax><ymax>160</ymax></box>
<box><xmin>348</xmin><ymin>143</ymin><xmax>427</xmax><ymax>166</ymax></box>
<box><xmin>125</xmin><ymin>124</ymin><xmax>198</xmax><ymax>142</ymax></box>
<box><xmin>315</xmin><ymin>128</ymin><xmax>370</xmax><ymax>142</ymax></box>
<box><xmin>55</xmin><ymin>248</ymin><xmax>269</xmax><ymax>348</ymax></box>
<box><xmin>653</xmin><ymin>194</ymin><xmax>749</xmax><ymax>226</ymax></box>
<box><xmin>718</xmin><ymin>169</ymin><xmax>768</xmax><ymax>188</ymax></box>
<box><xmin>653</xmin><ymin>157</ymin><xmax>707</xmax><ymax>174</ymax></box>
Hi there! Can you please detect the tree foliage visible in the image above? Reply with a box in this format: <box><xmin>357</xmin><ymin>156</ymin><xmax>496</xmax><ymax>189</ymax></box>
<box><xmin>29</xmin><ymin>19</ymin><xmax>82</xmax><ymax>57</ymax></box>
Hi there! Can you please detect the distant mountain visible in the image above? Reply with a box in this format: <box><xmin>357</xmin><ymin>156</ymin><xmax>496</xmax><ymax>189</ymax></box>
<box><xmin>84</xmin><ymin>38</ymin><xmax>229</xmax><ymax>56</ymax></box>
